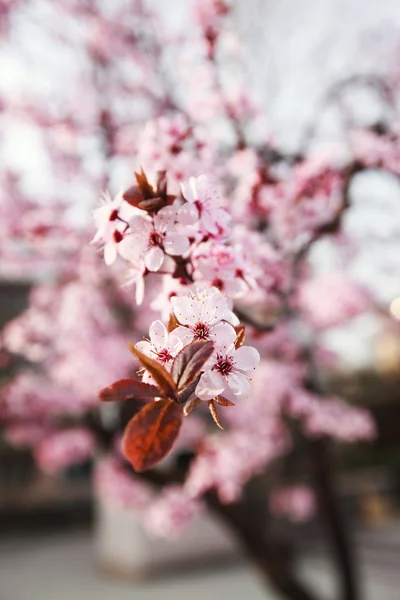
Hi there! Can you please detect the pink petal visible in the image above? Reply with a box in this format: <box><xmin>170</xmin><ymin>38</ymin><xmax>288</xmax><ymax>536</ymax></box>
<box><xmin>227</xmin><ymin>371</ymin><xmax>251</xmax><ymax>397</ymax></box>
<box><xmin>144</xmin><ymin>246</ymin><xmax>164</xmax><ymax>271</ymax></box>
<box><xmin>164</xmin><ymin>233</ymin><xmax>190</xmax><ymax>256</ymax></box>
<box><xmin>149</xmin><ymin>320</ymin><xmax>168</xmax><ymax>349</ymax></box>
<box><xmin>129</xmin><ymin>214</ymin><xmax>152</xmax><ymax>235</ymax></box>
<box><xmin>234</xmin><ymin>346</ymin><xmax>260</xmax><ymax>371</ymax></box>
<box><xmin>195</xmin><ymin>370</ymin><xmax>226</xmax><ymax>401</ymax></box>
<box><xmin>171</xmin><ymin>297</ymin><xmax>199</xmax><ymax>325</ymax></box>
<box><xmin>201</xmin><ymin>210</ymin><xmax>218</xmax><ymax>235</ymax></box>
<box><xmin>167</xmin><ymin>333</ymin><xmax>184</xmax><ymax>355</ymax></box>
<box><xmin>135</xmin><ymin>341</ymin><xmax>153</xmax><ymax>357</ymax></box>
<box><xmin>172</xmin><ymin>326</ymin><xmax>194</xmax><ymax>346</ymax></box>
<box><xmin>178</xmin><ymin>202</ymin><xmax>199</xmax><ymax>225</ymax></box>
<box><xmin>104</xmin><ymin>242</ymin><xmax>117</xmax><ymax>265</ymax></box>
<box><xmin>135</xmin><ymin>277</ymin><xmax>145</xmax><ymax>306</ymax></box>
<box><xmin>209</xmin><ymin>322</ymin><xmax>236</xmax><ymax>350</ymax></box>
<box><xmin>118</xmin><ymin>234</ymin><xmax>145</xmax><ymax>262</ymax></box>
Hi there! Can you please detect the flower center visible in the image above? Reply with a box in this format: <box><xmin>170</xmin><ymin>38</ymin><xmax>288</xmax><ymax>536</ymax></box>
<box><xmin>113</xmin><ymin>230</ymin><xmax>124</xmax><ymax>243</ymax></box>
<box><xmin>149</xmin><ymin>231</ymin><xmax>163</xmax><ymax>246</ymax></box>
<box><xmin>215</xmin><ymin>356</ymin><xmax>233</xmax><ymax>376</ymax></box>
<box><xmin>192</xmin><ymin>322</ymin><xmax>210</xmax><ymax>340</ymax></box>
<box><xmin>157</xmin><ymin>348</ymin><xmax>173</xmax><ymax>363</ymax></box>
<box><xmin>211</xmin><ymin>277</ymin><xmax>224</xmax><ymax>291</ymax></box>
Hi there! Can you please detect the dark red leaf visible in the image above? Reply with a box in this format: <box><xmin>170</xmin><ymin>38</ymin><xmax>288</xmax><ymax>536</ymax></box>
<box><xmin>129</xmin><ymin>344</ymin><xmax>178</xmax><ymax>401</ymax></box>
<box><xmin>234</xmin><ymin>326</ymin><xmax>246</xmax><ymax>349</ymax></box>
<box><xmin>122</xmin><ymin>184</ymin><xmax>143</xmax><ymax>208</ymax></box>
<box><xmin>214</xmin><ymin>395</ymin><xmax>235</xmax><ymax>406</ymax></box>
<box><xmin>208</xmin><ymin>400</ymin><xmax>224</xmax><ymax>430</ymax></box>
<box><xmin>99</xmin><ymin>378</ymin><xmax>166</xmax><ymax>402</ymax></box>
<box><xmin>171</xmin><ymin>340</ymin><xmax>214</xmax><ymax>391</ymax></box>
<box><xmin>183</xmin><ymin>397</ymin><xmax>202</xmax><ymax>416</ymax></box>
<box><xmin>138</xmin><ymin>197</ymin><xmax>163</xmax><ymax>211</ymax></box>
<box><xmin>123</xmin><ymin>398</ymin><xmax>183</xmax><ymax>471</ymax></box>
<box><xmin>135</xmin><ymin>168</ymin><xmax>154</xmax><ymax>199</ymax></box>
<box><xmin>167</xmin><ymin>312</ymin><xmax>180</xmax><ymax>333</ymax></box>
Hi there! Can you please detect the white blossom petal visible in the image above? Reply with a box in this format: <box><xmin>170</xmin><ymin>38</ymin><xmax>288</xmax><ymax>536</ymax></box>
<box><xmin>178</xmin><ymin>202</ymin><xmax>199</xmax><ymax>225</ymax></box>
<box><xmin>104</xmin><ymin>242</ymin><xmax>117</xmax><ymax>265</ymax></box>
<box><xmin>166</xmin><ymin>333</ymin><xmax>184</xmax><ymax>356</ymax></box>
<box><xmin>201</xmin><ymin>210</ymin><xmax>219</xmax><ymax>234</ymax></box>
<box><xmin>135</xmin><ymin>340</ymin><xmax>153</xmax><ymax>357</ymax></box>
<box><xmin>171</xmin><ymin>296</ymin><xmax>200</xmax><ymax>325</ymax></box>
<box><xmin>227</xmin><ymin>371</ymin><xmax>251</xmax><ymax>397</ymax></box>
<box><xmin>129</xmin><ymin>214</ymin><xmax>152</xmax><ymax>234</ymax></box>
<box><xmin>144</xmin><ymin>246</ymin><xmax>164</xmax><ymax>271</ymax></box>
<box><xmin>149</xmin><ymin>320</ymin><xmax>168</xmax><ymax>349</ymax></box>
<box><xmin>209</xmin><ymin>322</ymin><xmax>236</xmax><ymax>349</ymax></box>
<box><xmin>195</xmin><ymin>370</ymin><xmax>226</xmax><ymax>401</ymax></box>
<box><xmin>234</xmin><ymin>346</ymin><xmax>260</xmax><ymax>371</ymax></box>
<box><xmin>135</xmin><ymin>276</ymin><xmax>145</xmax><ymax>306</ymax></box>
<box><xmin>118</xmin><ymin>235</ymin><xmax>143</xmax><ymax>262</ymax></box>
<box><xmin>164</xmin><ymin>233</ymin><xmax>190</xmax><ymax>256</ymax></box>
<box><xmin>172</xmin><ymin>326</ymin><xmax>194</xmax><ymax>346</ymax></box>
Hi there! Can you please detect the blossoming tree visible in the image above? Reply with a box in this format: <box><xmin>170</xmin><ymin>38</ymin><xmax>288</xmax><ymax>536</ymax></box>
<box><xmin>1</xmin><ymin>1</ymin><xmax>400</xmax><ymax>599</ymax></box>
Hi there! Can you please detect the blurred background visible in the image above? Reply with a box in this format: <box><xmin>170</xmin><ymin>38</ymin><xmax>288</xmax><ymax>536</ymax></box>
<box><xmin>2</xmin><ymin>1</ymin><xmax>400</xmax><ymax>599</ymax></box>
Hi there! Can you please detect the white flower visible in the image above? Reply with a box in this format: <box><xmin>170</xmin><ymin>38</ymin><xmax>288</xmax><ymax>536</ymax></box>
<box><xmin>180</xmin><ymin>175</ymin><xmax>230</xmax><ymax>237</ymax></box>
<box><xmin>123</xmin><ymin>262</ymin><xmax>146</xmax><ymax>306</ymax></box>
<box><xmin>91</xmin><ymin>190</ymin><xmax>139</xmax><ymax>265</ymax></box>
<box><xmin>195</xmin><ymin>344</ymin><xmax>260</xmax><ymax>401</ymax></box>
<box><xmin>170</xmin><ymin>285</ymin><xmax>236</xmax><ymax>348</ymax></box>
<box><xmin>121</xmin><ymin>206</ymin><xmax>190</xmax><ymax>272</ymax></box>
<box><xmin>135</xmin><ymin>320</ymin><xmax>183</xmax><ymax>383</ymax></box>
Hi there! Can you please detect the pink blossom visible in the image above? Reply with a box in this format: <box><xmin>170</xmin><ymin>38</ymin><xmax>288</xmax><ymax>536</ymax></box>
<box><xmin>298</xmin><ymin>272</ymin><xmax>370</xmax><ymax>329</ymax></box>
<box><xmin>121</xmin><ymin>205</ymin><xmax>190</xmax><ymax>272</ymax></box>
<box><xmin>35</xmin><ymin>428</ymin><xmax>96</xmax><ymax>474</ymax></box>
<box><xmin>145</xmin><ymin>486</ymin><xmax>203</xmax><ymax>538</ymax></box>
<box><xmin>91</xmin><ymin>190</ymin><xmax>136</xmax><ymax>265</ymax></box>
<box><xmin>180</xmin><ymin>175</ymin><xmax>230</xmax><ymax>238</ymax></box>
<box><xmin>171</xmin><ymin>284</ymin><xmax>237</xmax><ymax>348</ymax></box>
<box><xmin>135</xmin><ymin>320</ymin><xmax>183</xmax><ymax>383</ymax></box>
<box><xmin>94</xmin><ymin>457</ymin><xmax>153</xmax><ymax>510</ymax></box>
<box><xmin>196</xmin><ymin>344</ymin><xmax>260</xmax><ymax>402</ymax></box>
<box><xmin>270</xmin><ymin>486</ymin><xmax>316</xmax><ymax>523</ymax></box>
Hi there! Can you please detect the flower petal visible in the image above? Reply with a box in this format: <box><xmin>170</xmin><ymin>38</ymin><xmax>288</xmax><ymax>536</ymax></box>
<box><xmin>104</xmin><ymin>242</ymin><xmax>117</xmax><ymax>265</ymax></box>
<box><xmin>149</xmin><ymin>320</ymin><xmax>168</xmax><ymax>349</ymax></box>
<box><xmin>171</xmin><ymin>296</ymin><xmax>200</xmax><ymax>325</ymax></box>
<box><xmin>227</xmin><ymin>371</ymin><xmax>251</xmax><ymax>398</ymax></box>
<box><xmin>234</xmin><ymin>346</ymin><xmax>260</xmax><ymax>371</ymax></box>
<box><xmin>144</xmin><ymin>246</ymin><xmax>164</xmax><ymax>271</ymax></box>
<box><xmin>167</xmin><ymin>333</ymin><xmax>184</xmax><ymax>355</ymax></box>
<box><xmin>178</xmin><ymin>202</ymin><xmax>199</xmax><ymax>225</ymax></box>
<box><xmin>172</xmin><ymin>326</ymin><xmax>194</xmax><ymax>346</ymax></box>
<box><xmin>195</xmin><ymin>370</ymin><xmax>226</xmax><ymax>401</ymax></box>
<box><xmin>164</xmin><ymin>233</ymin><xmax>189</xmax><ymax>256</ymax></box>
<box><xmin>209</xmin><ymin>322</ymin><xmax>236</xmax><ymax>350</ymax></box>
<box><xmin>135</xmin><ymin>276</ymin><xmax>145</xmax><ymax>306</ymax></box>
<box><xmin>135</xmin><ymin>341</ymin><xmax>153</xmax><ymax>357</ymax></box>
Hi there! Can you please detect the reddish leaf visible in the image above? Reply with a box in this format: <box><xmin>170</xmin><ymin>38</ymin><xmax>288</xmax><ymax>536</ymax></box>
<box><xmin>183</xmin><ymin>397</ymin><xmax>203</xmax><ymax>416</ymax></box>
<box><xmin>138</xmin><ymin>197</ymin><xmax>163</xmax><ymax>211</ymax></box>
<box><xmin>122</xmin><ymin>184</ymin><xmax>143</xmax><ymax>208</ymax></box>
<box><xmin>123</xmin><ymin>398</ymin><xmax>183</xmax><ymax>471</ymax></box>
<box><xmin>214</xmin><ymin>395</ymin><xmax>235</xmax><ymax>407</ymax></box>
<box><xmin>171</xmin><ymin>340</ymin><xmax>214</xmax><ymax>391</ymax></box>
<box><xmin>208</xmin><ymin>400</ymin><xmax>224</xmax><ymax>430</ymax></box>
<box><xmin>135</xmin><ymin>168</ymin><xmax>155</xmax><ymax>199</ymax></box>
<box><xmin>167</xmin><ymin>312</ymin><xmax>180</xmax><ymax>333</ymax></box>
<box><xmin>129</xmin><ymin>344</ymin><xmax>178</xmax><ymax>401</ymax></box>
<box><xmin>234</xmin><ymin>326</ymin><xmax>246</xmax><ymax>349</ymax></box>
<box><xmin>99</xmin><ymin>378</ymin><xmax>166</xmax><ymax>402</ymax></box>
